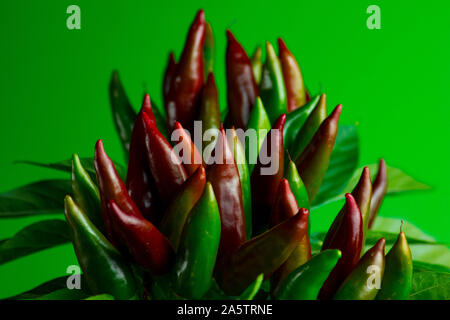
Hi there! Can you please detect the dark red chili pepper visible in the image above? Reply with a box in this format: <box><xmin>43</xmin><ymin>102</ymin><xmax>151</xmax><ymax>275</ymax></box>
<box><xmin>198</xmin><ymin>73</ymin><xmax>221</xmax><ymax>145</ymax></box>
<box><xmin>163</xmin><ymin>52</ymin><xmax>177</xmax><ymax>103</ymax></box>
<box><xmin>172</xmin><ymin>121</ymin><xmax>203</xmax><ymax>176</ymax></box>
<box><xmin>226</xmin><ymin>30</ymin><xmax>259</xmax><ymax>129</ymax></box>
<box><xmin>107</xmin><ymin>200</ymin><xmax>174</xmax><ymax>275</ymax></box>
<box><xmin>351</xmin><ymin>166</ymin><xmax>373</xmax><ymax>249</ymax></box>
<box><xmin>141</xmin><ymin>112</ymin><xmax>188</xmax><ymax>207</ymax></box>
<box><xmin>319</xmin><ymin>193</ymin><xmax>363</xmax><ymax>300</ymax></box>
<box><xmin>164</xmin><ymin>10</ymin><xmax>205</xmax><ymax>131</ymax></box>
<box><xmin>368</xmin><ymin>159</ymin><xmax>387</xmax><ymax>229</ymax></box>
<box><xmin>251</xmin><ymin>113</ymin><xmax>286</xmax><ymax>234</ymax></box>
<box><xmin>207</xmin><ymin>127</ymin><xmax>246</xmax><ymax>260</ymax></box>
<box><xmin>126</xmin><ymin>94</ymin><xmax>161</xmax><ymax>223</ymax></box>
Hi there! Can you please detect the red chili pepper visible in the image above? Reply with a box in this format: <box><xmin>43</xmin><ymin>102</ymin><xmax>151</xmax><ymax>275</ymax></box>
<box><xmin>107</xmin><ymin>200</ymin><xmax>174</xmax><ymax>275</ymax></box>
<box><xmin>368</xmin><ymin>159</ymin><xmax>387</xmax><ymax>229</ymax></box>
<box><xmin>319</xmin><ymin>193</ymin><xmax>363</xmax><ymax>300</ymax></box>
<box><xmin>225</xmin><ymin>30</ymin><xmax>258</xmax><ymax>129</ymax></box>
<box><xmin>172</xmin><ymin>121</ymin><xmax>203</xmax><ymax>176</ymax></box>
<box><xmin>351</xmin><ymin>166</ymin><xmax>373</xmax><ymax>249</ymax></box>
<box><xmin>141</xmin><ymin>112</ymin><xmax>188</xmax><ymax>207</ymax></box>
<box><xmin>163</xmin><ymin>52</ymin><xmax>177</xmax><ymax>103</ymax></box>
<box><xmin>164</xmin><ymin>10</ymin><xmax>205</xmax><ymax>131</ymax></box>
<box><xmin>207</xmin><ymin>127</ymin><xmax>246</xmax><ymax>260</ymax></box>
<box><xmin>126</xmin><ymin>94</ymin><xmax>161</xmax><ymax>224</ymax></box>
<box><xmin>251</xmin><ymin>113</ymin><xmax>286</xmax><ymax>234</ymax></box>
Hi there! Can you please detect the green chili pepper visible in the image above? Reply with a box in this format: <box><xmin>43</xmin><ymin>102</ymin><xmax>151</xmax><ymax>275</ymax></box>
<box><xmin>71</xmin><ymin>153</ymin><xmax>103</xmax><ymax>232</ymax></box>
<box><xmin>227</xmin><ymin>128</ymin><xmax>252</xmax><ymax>239</ymax></box>
<box><xmin>198</xmin><ymin>72</ymin><xmax>221</xmax><ymax>152</ymax></box>
<box><xmin>259</xmin><ymin>42</ymin><xmax>287</xmax><ymax>124</ymax></box>
<box><xmin>283</xmin><ymin>94</ymin><xmax>320</xmax><ymax>154</ymax></box>
<box><xmin>245</xmin><ymin>97</ymin><xmax>271</xmax><ymax>173</ymax></box>
<box><xmin>376</xmin><ymin>225</ymin><xmax>413</xmax><ymax>300</ymax></box>
<box><xmin>284</xmin><ymin>159</ymin><xmax>310</xmax><ymax>210</ymax></box>
<box><xmin>172</xmin><ymin>182</ymin><xmax>221</xmax><ymax>299</ymax></box>
<box><xmin>333</xmin><ymin>238</ymin><xmax>385</xmax><ymax>300</ymax></box>
<box><xmin>251</xmin><ymin>46</ymin><xmax>262</xmax><ymax>85</ymax></box>
<box><xmin>203</xmin><ymin>22</ymin><xmax>214</xmax><ymax>79</ymax></box>
<box><xmin>274</xmin><ymin>249</ymin><xmax>341</xmax><ymax>300</ymax></box>
<box><xmin>64</xmin><ymin>195</ymin><xmax>137</xmax><ymax>300</ymax></box>
<box><xmin>291</xmin><ymin>93</ymin><xmax>327</xmax><ymax>160</ymax></box>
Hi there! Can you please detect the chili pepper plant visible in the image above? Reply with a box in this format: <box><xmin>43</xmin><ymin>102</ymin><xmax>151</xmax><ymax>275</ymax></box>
<box><xmin>1</xmin><ymin>9</ymin><xmax>448</xmax><ymax>300</ymax></box>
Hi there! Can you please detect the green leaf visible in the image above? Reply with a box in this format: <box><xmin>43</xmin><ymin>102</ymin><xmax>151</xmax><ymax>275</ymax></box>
<box><xmin>313</xmin><ymin>125</ymin><xmax>359</xmax><ymax>206</ymax></box>
<box><xmin>237</xmin><ymin>274</ymin><xmax>264</xmax><ymax>300</ymax></box>
<box><xmin>37</xmin><ymin>288</ymin><xmax>89</xmax><ymax>300</ymax></box>
<box><xmin>84</xmin><ymin>294</ymin><xmax>115</xmax><ymax>300</ymax></box>
<box><xmin>0</xmin><ymin>219</ymin><xmax>71</xmax><ymax>265</ymax></box>
<box><xmin>16</xmin><ymin>157</ymin><xmax>127</xmax><ymax>182</ymax></box>
<box><xmin>410</xmin><ymin>262</ymin><xmax>450</xmax><ymax>300</ymax></box>
<box><xmin>0</xmin><ymin>180</ymin><xmax>71</xmax><ymax>217</ymax></box>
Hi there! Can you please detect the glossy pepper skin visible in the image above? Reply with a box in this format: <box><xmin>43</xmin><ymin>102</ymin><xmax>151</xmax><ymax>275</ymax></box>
<box><xmin>368</xmin><ymin>159</ymin><xmax>387</xmax><ymax>229</ymax></box>
<box><xmin>351</xmin><ymin>166</ymin><xmax>373</xmax><ymax>250</ymax></box>
<box><xmin>376</xmin><ymin>226</ymin><xmax>413</xmax><ymax>300</ymax></box>
<box><xmin>295</xmin><ymin>104</ymin><xmax>342</xmax><ymax>202</ymax></box>
<box><xmin>217</xmin><ymin>208</ymin><xmax>309</xmax><ymax>296</ymax></box>
<box><xmin>203</xmin><ymin>22</ymin><xmax>214</xmax><ymax>79</ymax></box>
<box><xmin>126</xmin><ymin>95</ymin><xmax>161</xmax><ymax>223</ymax></box>
<box><xmin>160</xmin><ymin>166</ymin><xmax>206</xmax><ymax>251</ymax></box>
<box><xmin>319</xmin><ymin>193</ymin><xmax>363</xmax><ymax>300</ymax></box>
<box><xmin>291</xmin><ymin>93</ymin><xmax>327</xmax><ymax>160</ymax></box>
<box><xmin>270</xmin><ymin>179</ymin><xmax>311</xmax><ymax>291</ymax></box>
<box><xmin>94</xmin><ymin>139</ymin><xmax>142</xmax><ymax>244</ymax></box>
<box><xmin>274</xmin><ymin>250</ymin><xmax>341</xmax><ymax>300</ymax></box>
<box><xmin>278</xmin><ymin>38</ymin><xmax>309</xmax><ymax>112</ymax></box>
<box><xmin>251</xmin><ymin>114</ymin><xmax>286</xmax><ymax>234</ymax></box>
<box><xmin>283</xmin><ymin>94</ymin><xmax>320</xmax><ymax>153</ymax></box>
<box><xmin>163</xmin><ymin>53</ymin><xmax>177</xmax><ymax>103</ymax></box>
<box><xmin>259</xmin><ymin>42</ymin><xmax>287</xmax><ymax>124</ymax></box>
<box><xmin>107</xmin><ymin>200</ymin><xmax>174</xmax><ymax>275</ymax></box>
<box><xmin>333</xmin><ymin>238</ymin><xmax>386</xmax><ymax>300</ymax></box>
<box><xmin>71</xmin><ymin>153</ymin><xmax>103</xmax><ymax>232</ymax></box>
<box><xmin>109</xmin><ymin>71</ymin><xmax>136</xmax><ymax>155</ymax></box>
<box><xmin>227</xmin><ymin>128</ymin><xmax>252</xmax><ymax>239</ymax></box>
<box><xmin>251</xmin><ymin>46</ymin><xmax>262</xmax><ymax>85</ymax></box>
<box><xmin>172</xmin><ymin>121</ymin><xmax>203</xmax><ymax>176</ymax></box>
<box><xmin>141</xmin><ymin>112</ymin><xmax>188</xmax><ymax>206</ymax></box>
<box><xmin>172</xmin><ymin>183</ymin><xmax>221</xmax><ymax>299</ymax></box>
<box><xmin>64</xmin><ymin>196</ymin><xmax>137</xmax><ymax>300</ymax></box>
<box><xmin>284</xmin><ymin>158</ymin><xmax>310</xmax><ymax>210</ymax></box>
<box><xmin>207</xmin><ymin>127</ymin><xmax>246</xmax><ymax>260</ymax></box>
<box><xmin>245</xmin><ymin>97</ymin><xmax>271</xmax><ymax>173</ymax></box>
<box><xmin>198</xmin><ymin>73</ymin><xmax>221</xmax><ymax>149</ymax></box>
<box><xmin>165</xmin><ymin>10</ymin><xmax>205</xmax><ymax>131</ymax></box>
<box><xmin>226</xmin><ymin>30</ymin><xmax>258</xmax><ymax>129</ymax></box>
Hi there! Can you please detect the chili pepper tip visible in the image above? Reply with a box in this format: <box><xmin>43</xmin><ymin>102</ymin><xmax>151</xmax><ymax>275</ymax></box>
<box><xmin>277</xmin><ymin>37</ymin><xmax>288</xmax><ymax>53</ymax></box>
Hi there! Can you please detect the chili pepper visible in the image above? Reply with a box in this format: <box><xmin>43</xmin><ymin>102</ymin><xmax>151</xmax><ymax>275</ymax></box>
<box><xmin>283</xmin><ymin>94</ymin><xmax>320</xmax><ymax>154</ymax></box>
<box><xmin>207</xmin><ymin>127</ymin><xmax>246</xmax><ymax>260</ymax></box>
<box><xmin>165</xmin><ymin>10</ymin><xmax>205</xmax><ymax>131</ymax></box>
<box><xmin>126</xmin><ymin>95</ymin><xmax>161</xmax><ymax>223</ymax></box>
<box><xmin>333</xmin><ymin>238</ymin><xmax>385</xmax><ymax>300</ymax></box>
<box><xmin>163</xmin><ymin>52</ymin><xmax>177</xmax><ymax>103</ymax></box>
<box><xmin>226</xmin><ymin>30</ymin><xmax>258</xmax><ymax>129</ymax></box>
<box><xmin>216</xmin><ymin>208</ymin><xmax>309</xmax><ymax>296</ymax></box>
<box><xmin>109</xmin><ymin>70</ymin><xmax>136</xmax><ymax>154</ymax></box>
<box><xmin>251</xmin><ymin>114</ymin><xmax>286</xmax><ymax>234</ymax></box>
<box><xmin>172</xmin><ymin>182</ymin><xmax>221</xmax><ymax>299</ymax></box>
<box><xmin>352</xmin><ymin>166</ymin><xmax>372</xmax><ymax>250</ymax></box>
<box><xmin>245</xmin><ymin>97</ymin><xmax>271</xmax><ymax>173</ymax></box>
<box><xmin>291</xmin><ymin>93</ymin><xmax>327</xmax><ymax>160</ymax></box>
<box><xmin>251</xmin><ymin>46</ymin><xmax>262</xmax><ymax>85</ymax></box>
<box><xmin>203</xmin><ymin>22</ymin><xmax>214</xmax><ymax>79</ymax></box>
<box><xmin>71</xmin><ymin>153</ymin><xmax>103</xmax><ymax>232</ymax></box>
<box><xmin>259</xmin><ymin>42</ymin><xmax>287</xmax><ymax>124</ymax></box>
<box><xmin>270</xmin><ymin>179</ymin><xmax>311</xmax><ymax>291</ymax></box>
<box><xmin>376</xmin><ymin>225</ymin><xmax>413</xmax><ymax>300</ymax></box>
<box><xmin>319</xmin><ymin>193</ymin><xmax>363</xmax><ymax>300</ymax></box>
<box><xmin>197</xmin><ymin>72</ymin><xmax>221</xmax><ymax>151</ymax></box>
<box><xmin>295</xmin><ymin>104</ymin><xmax>342</xmax><ymax>202</ymax></box>
<box><xmin>368</xmin><ymin>159</ymin><xmax>387</xmax><ymax>229</ymax></box>
<box><xmin>94</xmin><ymin>139</ymin><xmax>142</xmax><ymax>244</ymax></box>
<box><xmin>160</xmin><ymin>166</ymin><xmax>206</xmax><ymax>251</ymax></box>
<box><xmin>278</xmin><ymin>38</ymin><xmax>309</xmax><ymax>112</ymax></box>
<box><xmin>274</xmin><ymin>249</ymin><xmax>341</xmax><ymax>300</ymax></box>
<box><xmin>64</xmin><ymin>196</ymin><xmax>137</xmax><ymax>299</ymax></box>
<box><xmin>107</xmin><ymin>200</ymin><xmax>174</xmax><ymax>275</ymax></box>
<box><xmin>141</xmin><ymin>112</ymin><xmax>188</xmax><ymax>206</ymax></box>
<box><xmin>149</xmin><ymin>99</ymin><xmax>170</xmax><ymax>141</ymax></box>
<box><xmin>284</xmin><ymin>158</ymin><xmax>310</xmax><ymax>210</ymax></box>
<box><xmin>172</xmin><ymin>121</ymin><xmax>203</xmax><ymax>175</ymax></box>
<box><xmin>227</xmin><ymin>128</ymin><xmax>252</xmax><ymax>238</ymax></box>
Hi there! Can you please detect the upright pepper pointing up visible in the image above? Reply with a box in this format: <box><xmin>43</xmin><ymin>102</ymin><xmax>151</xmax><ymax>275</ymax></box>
<box><xmin>172</xmin><ymin>121</ymin><xmax>203</xmax><ymax>176</ymax></box>
<box><xmin>198</xmin><ymin>73</ymin><xmax>221</xmax><ymax>149</ymax></box>
<box><xmin>278</xmin><ymin>38</ymin><xmax>309</xmax><ymax>112</ymax></box>
<box><xmin>251</xmin><ymin>46</ymin><xmax>262</xmax><ymax>85</ymax></box>
<box><xmin>226</xmin><ymin>30</ymin><xmax>258</xmax><ymax>129</ymax></box>
<box><xmin>163</xmin><ymin>53</ymin><xmax>177</xmax><ymax>103</ymax></box>
<box><xmin>295</xmin><ymin>104</ymin><xmax>342</xmax><ymax>202</ymax></box>
<box><xmin>368</xmin><ymin>159</ymin><xmax>387</xmax><ymax>229</ymax></box>
<box><xmin>203</xmin><ymin>22</ymin><xmax>214</xmax><ymax>79</ymax></box>
<box><xmin>351</xmin><ymin>167</ymin><xmax>373</xmax><ymax>250</ymax></box>
<box><xmin>165</xmin><ymin>10</ymin><xmax>205</xmax><ymax>131</ymax></box>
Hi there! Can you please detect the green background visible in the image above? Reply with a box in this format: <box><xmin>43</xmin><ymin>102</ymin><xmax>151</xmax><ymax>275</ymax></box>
<box><xmin>0</xmin><ymin>0</ymin><xmax>448</xmax><ymax>298</ymax></box>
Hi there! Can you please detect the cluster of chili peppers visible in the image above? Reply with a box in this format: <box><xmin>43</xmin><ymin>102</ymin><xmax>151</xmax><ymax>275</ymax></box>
<box><xmin>63</xmin><ymin>9</ymin><xmax>413</xmax><ymax>300</ymax></box>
